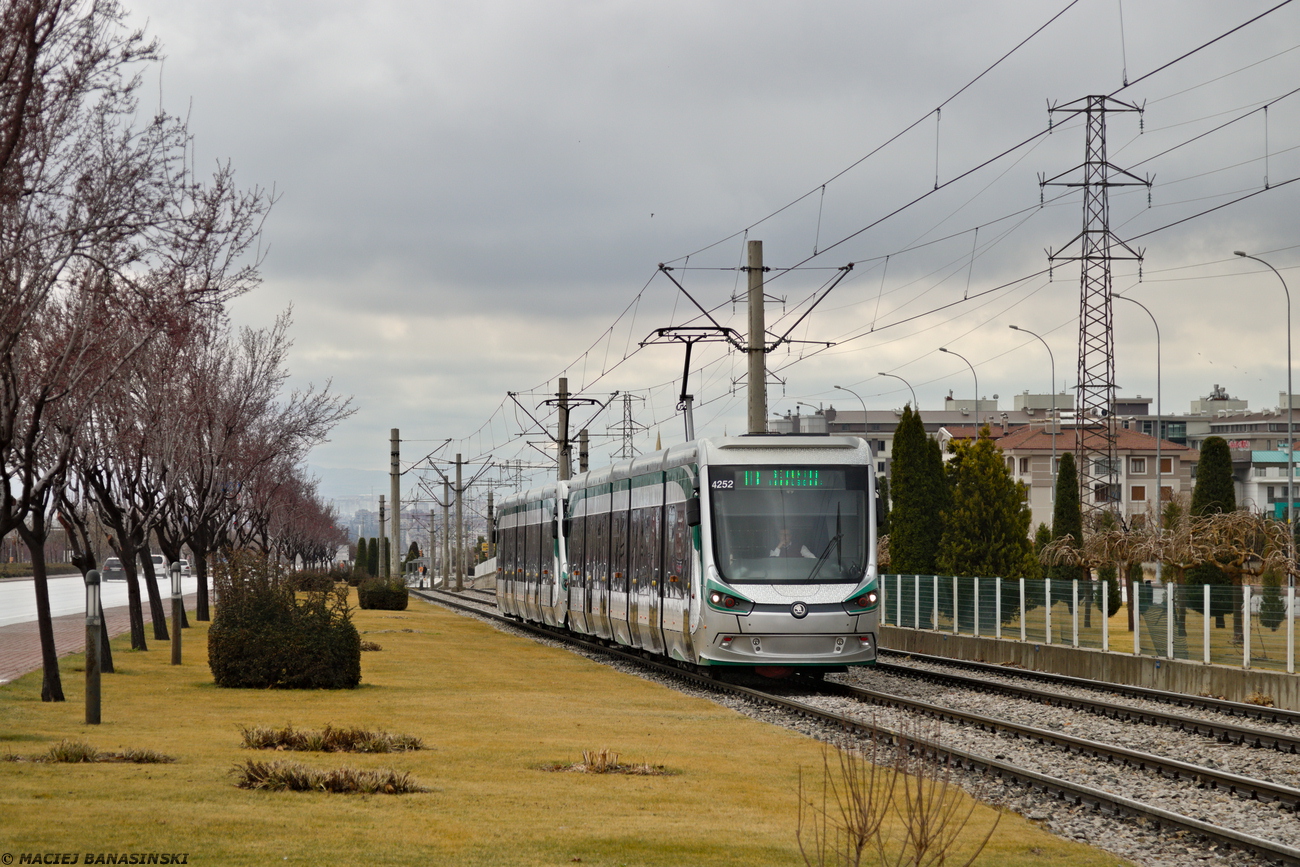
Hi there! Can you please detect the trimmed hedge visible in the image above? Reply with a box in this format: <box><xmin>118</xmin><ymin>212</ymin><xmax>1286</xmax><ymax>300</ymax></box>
<box><xmin>208</xmin><ymin>553</ymin><xmax>361</xmax><ymax>689</ymax></box>
<box><xmin>357</xmin><ymin>576</ymin><xmax>409</xmax><ymax>611</ymax></box>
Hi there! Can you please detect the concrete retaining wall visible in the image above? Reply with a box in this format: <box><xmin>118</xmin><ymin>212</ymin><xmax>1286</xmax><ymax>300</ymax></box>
<box><xmin>880</xmin><ymin>625</ymin><xmax>1300</xmax><ymax>711</ymax></box>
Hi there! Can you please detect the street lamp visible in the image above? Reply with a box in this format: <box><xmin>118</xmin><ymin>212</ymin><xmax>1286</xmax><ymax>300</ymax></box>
<box><xmin>170</xmin><ymin>561</ymin><xmax>183</xmax><ymax>665</ymax></box>
<box><xmin>876</xmin><ymin>372</ymin><xmax>917</xmax><ymax>409</ymax></box>
<box><xmin>1112</xmin><ymin>293</ymin><xmax>1162</xmax><ymax>585</ymax></box>
<box><xmin>939</xmin><ymin>347</ymin><xmax>979</xmax><ymax>423</ymax></box>
<box><xmin>833</xmin><ymin>384</ymin><xmax>869</xmax><ymax>426</ymax></box>
<box><xmin>84</xmin><ymin>569</ymin><xmax>101</xmax><ymax>725</ymax></box>
<box><xmin>1009</xmin><ymin>325</ymin><xmax>1058</xmax><ymax>493</ymax></box>
<box><xmin>1236</xmin><ymin>250</ymin><xmax>1293</xmax><ymax>581</ymax></box>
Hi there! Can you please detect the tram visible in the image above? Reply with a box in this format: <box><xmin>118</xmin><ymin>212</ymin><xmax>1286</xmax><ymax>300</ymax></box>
<box><xmin>495</xmin><ymin>435</ymin><xmax>881</xmax><ymax>677</ymax></box>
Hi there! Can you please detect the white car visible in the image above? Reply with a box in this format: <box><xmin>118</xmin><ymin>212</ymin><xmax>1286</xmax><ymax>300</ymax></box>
<box><xmin>150</xmin><ymin>554</ymin><xmax>169</xmax><ymax>577</ymax></box>
<box><xmin>177</xmin><ymin>559</ymin><xmax>192</xmax><ymax>578</ymax></box>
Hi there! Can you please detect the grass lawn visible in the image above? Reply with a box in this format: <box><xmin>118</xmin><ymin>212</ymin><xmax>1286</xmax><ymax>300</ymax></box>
<box><xmin>0</xmin><ymin>593</ymin><xmax>1132</xmax><ymax>866</ymax></box>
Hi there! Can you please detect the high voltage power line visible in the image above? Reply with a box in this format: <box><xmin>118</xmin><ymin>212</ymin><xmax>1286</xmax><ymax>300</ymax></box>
<box><xmin>444</xmin><ymin>2</ymin><xmax>1300</xmax><ymax>485</ymax></box>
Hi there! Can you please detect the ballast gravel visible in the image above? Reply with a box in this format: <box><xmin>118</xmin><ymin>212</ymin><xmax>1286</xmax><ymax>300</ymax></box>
<box><xmin>416</xmin><ymin>592</ymin><xmax>1286</xmax><ymax>867</ymax></box>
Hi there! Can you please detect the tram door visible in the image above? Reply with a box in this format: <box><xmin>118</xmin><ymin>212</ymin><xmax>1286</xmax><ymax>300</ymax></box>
<box><xmin>629</xmin><ymin>474</ymin><xmax>665</xmax><ymax>654</ymax></box>
<box><xmin>661</xmin><ymin>471</ymin><xmax>695</xmax><ymax>662</ymax></box>
<box><xmin>566</xmin><ymin>492</ymin><xmax>589</xmax><ymax>634</ymax></box>
<box><xmin>524</xmin><ymin>504</ymin><xmax>542</xmax><ymax>622</ymax></box>
<box><xmin>589</xmin><ymin>485</ymin><xmax>613</xmax><ymax>639</ymax></box>
<box><xmin>609</xmin><ymin>479</ymin><xmax>633</xmax><ymax>646</ymax></box>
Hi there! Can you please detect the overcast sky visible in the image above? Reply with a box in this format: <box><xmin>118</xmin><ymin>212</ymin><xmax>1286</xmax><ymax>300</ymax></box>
<box><xmin>126</xmin><ymin>0</ymin><xmax>1300</xmax><ymax>501</ymax></box>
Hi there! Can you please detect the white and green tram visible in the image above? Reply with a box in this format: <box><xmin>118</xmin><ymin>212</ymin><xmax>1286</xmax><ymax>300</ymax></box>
<box><xmin>496</xmin><ymin>435</ymin><xmax>880</xmax><ymax>677</ymax></box>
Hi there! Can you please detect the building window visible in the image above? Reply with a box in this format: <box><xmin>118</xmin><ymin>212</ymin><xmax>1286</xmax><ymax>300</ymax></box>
<box><xmin>1132</xmin><ymin>485</ymin><xmax>1146</xmax><ymax>502</ymax></box>
<box><xmin>877</xmin><ymin>462</ymin><xmax>885</xmax><ymax>473</ymax></box>
<box><xmin>1160</xmin><ymin>457</ymin><xmax>1172</xmax><ymax>474</ymax></box>
<box><xmin>1161</xmin><ymin>486</ymin><xmax>1172</xmax><ymax>502</ymax></box>
<box><xmin>1019</xmin><ymin>457</ymin><xmax>1030</xmax><ymax>474</ymax></box>
<box><xmin>1130</xmin><ymin>457</ymin><xmax>1146</xmax><ymax>475</ymax></box>
<box><xmin>1255</xmin><ymin>466</ymin><xmax>1269</xmax><ymax>477</ymax></box>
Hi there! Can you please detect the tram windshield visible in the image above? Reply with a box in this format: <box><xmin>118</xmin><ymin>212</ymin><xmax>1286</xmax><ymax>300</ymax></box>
<box><xmin>709</xmin><ymin>465</ymin><xmax>869</xmax><ymax>584</ymax></box>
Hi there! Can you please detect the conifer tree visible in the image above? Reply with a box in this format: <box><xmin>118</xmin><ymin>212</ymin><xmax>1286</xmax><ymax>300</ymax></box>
<box><xmin>1188</xmin><ymin>436</ymin><xmax>1235</xmax><ymax>628</ymax></box>
<box><xmin>877</xmin><ymin>476</ymin><xmax>892</xmax><ymax>537</ymax></box>
<box><xmin>888</xmin><ymin>406</ymin><xmax>946</xmax><ymax>574</ymax></box>
<box><xmin>936</xmin><ymin>426</ymin><xmax>1034</xmax><ymax>579</ymax></box>
<box><xmin>366</xmin><ymin>537</ymin><xmax>378</xmax><ymax>577</ymax></box>
<box><xmin>1049</xmin><ymin>453</ymin><xmax>1084</xmax><ymax>584</ymax></box>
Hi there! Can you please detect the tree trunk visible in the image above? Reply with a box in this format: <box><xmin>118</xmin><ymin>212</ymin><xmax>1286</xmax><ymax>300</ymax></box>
<box><xmin>194</xmin><ymin>529</ymin><xmax>210</xmax><ymax>621</ymax></box>
<box><xmin>1126</xmin><ymin>567</ymin><xmax>1137</xmax><ymax>633</ymax></box>
<box><xmin>120</xmin><ymin>550</ymin><xmax>147</xmax><ymax>651</ymax></box>
<box><xmin>18</xmin><ymin>520</ymin><xmax>64</xmax><ymax>702</ymax></box>
<box><xmin>138</xmin><ymin>544</ymin><xmax>169</xmax><ymax>641</ymax></box>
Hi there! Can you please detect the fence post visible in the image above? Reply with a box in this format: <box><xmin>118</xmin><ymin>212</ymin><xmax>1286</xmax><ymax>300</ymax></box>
<box><xmin>1072</xmin><ymin>579</ymin><xmax>1079</xmax><ymax>648</ymax></box>
<box><xmin>1166</xmin><ymin>582</ymin><xmax>1174</xmax><ymax>659</ymax></box>
<box><xmin>995</xmin><ymin>578</ymin><xmax>1002</xmax><ymax>640</ymax></box>
<box><xmin>1289</xmin><ymin>585</ymin><xmax>1296</xmax><ymax>675</ymax></box>
<box><xmin>1019</xmin><ymin>578</ymin><xmax>1026</xmax><ymax>642</ymax></box>
<box><xmin>952</xmin><ymin>575</ymin><xmax>959</xmax><ymax>635</ymax></box>
<box><xmin>1134</xmin><ymin>581</ymin><xmax>1141</xmax><ymax>656</ymax></box>
<box><xmin>1045</xmin><ymin>579</ymin><xmax>1052</xmax><ymax>645</ymax></box>
<box><xmin>1243</xmin><ymin>584</ymin><xmax>1252</xmax><ymax>670</ymax></box>
<box><xmin>1204</xmin><ymin>584</ymin><xmax>1211</xmax><ymax>665</ymax></box>
<box><xmin>1101</xmin><ymin>579</ymin><xmax>1109</xmax><ymax>652</ymax></box>
<box><xmin>914</xmin><ymin>576</ymin><xmax>920</xmax><ymax>630</ymax></box>
<box><xmin>896</xmin><ymin>574</ymin><xmax>903</xmax><ymax>627</ymax></box>
<box><xmin>974</xmin><ymin>577</ymin><xmax>980</xmax><ymax>637</ymax></box>
<box><xmin>933</xmin><ymin>576</ymin><xmax>939</xmax><ymax>634</ymax></box>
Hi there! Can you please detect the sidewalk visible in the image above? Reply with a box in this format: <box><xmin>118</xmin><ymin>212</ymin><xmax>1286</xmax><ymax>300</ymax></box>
<box><xmin>0</xmin><ymin>592</ymin><xmax>198</xmax><ymax>685</ymax></box>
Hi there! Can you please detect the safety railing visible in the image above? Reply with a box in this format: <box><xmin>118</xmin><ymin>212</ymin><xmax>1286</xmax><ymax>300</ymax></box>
<box><xmin>880</xmin><ymin>574</ymin><xmax>1297</xmax><ymax>673</ymax></box>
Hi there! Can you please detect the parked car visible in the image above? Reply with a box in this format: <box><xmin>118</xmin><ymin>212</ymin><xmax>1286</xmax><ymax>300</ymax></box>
<box><xmin>150</xmin><ymin>554</ymin><xmax>169</xmax><ymax>577</ymax></box>
<box><xmin>177</xmin><ymin>559</ymin><xmax>192</xmax><ymax>578</ymax></box>
<box><xmin>101</xmin><ymin>557</ymin><xmax>125</xmax><ymax>581</ymax></box>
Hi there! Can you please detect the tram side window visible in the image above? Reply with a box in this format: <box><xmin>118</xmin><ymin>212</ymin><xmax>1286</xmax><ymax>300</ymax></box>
<box><xmin>594</xmin><ymin>510</ymin><xmax>608</xmax><ymax>589</ymax></box>
<box><xmin>612</xmin><ymin>506</ymin><xmax>629</xmax><ymax>593</ymax></box>
<box><xmin>526</xmin><ymin>515</ymin><xmax>539</xmax><ymax>586</ymax></box>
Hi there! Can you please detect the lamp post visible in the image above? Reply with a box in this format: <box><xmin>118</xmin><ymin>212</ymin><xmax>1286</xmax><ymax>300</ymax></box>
<box><xmin>84</xmin><ymin>569</ymin><xmax>101</xmax><ymax>725</ymax></box>
<box><xmin>1112</xmin><ymin>294</ymin><xmax>1162</xmax><ymax>585</ymax></box>
<box><xmin>875</xmin><ymin>372</ymin><xmax>917</xmax><ymax>409</ymax></box>
<box><xmin>939</xmin><ymin>347</ymin><xmax>978</xmax><ymax>423</ymax></box>
<box><xmin>1236</xmin><ymin>250</ymin><xmax>1294</xmax><ymax>582</ymax></box>
<box><xmin>170</xmin><ymin>561</ymin><xmax>183</xmax><ymax>665</ymax></box>
<box><xmin>1009</xmin><ymin>325</ymin><xmax>1058</xmax><ymax>493</ymax></box>
<box><xmin>833</xmin><ymin>384</ymin><xmax>870</xmax><ymax>430</ymax></box>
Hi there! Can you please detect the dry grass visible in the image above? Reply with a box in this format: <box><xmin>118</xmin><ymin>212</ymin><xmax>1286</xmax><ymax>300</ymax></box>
<box><xmin>1</xmin><ymin>740</ymin><xmax>176</xmax><ymax>764</ymax></box>
<box><xmin>542</xmin><ymin>747</ymin><xmax>674</xmax><ymax>776</ymax></box>
<box><xmin>1247</xmin><ymin>691</ymin><xmax>1277</xmax><ymax>707</ymax></box>
<box><xmin>232</xmin><ymin>759</ymin><xmax>428</xmax><ymax>794</ymax></box>
<box><xmin>239</xmin><ymin>723</ymin><xmax>423</xmax><ymax>753</ymax></box>
<box><xmin>359</xmin><ymin>640</ymin><xmax>383</xmax><ymax>651</ymax></box>
<box><xmin>0</xmin><ymin>591</ymin><xmax>1131</xmax><ymax>867</ymax></box>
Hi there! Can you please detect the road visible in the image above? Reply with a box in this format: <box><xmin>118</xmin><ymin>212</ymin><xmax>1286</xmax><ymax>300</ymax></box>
<box><xmin>0</xmin><ymin>574</ymin><xmax>201</xmax><ymax>627</ymax></box>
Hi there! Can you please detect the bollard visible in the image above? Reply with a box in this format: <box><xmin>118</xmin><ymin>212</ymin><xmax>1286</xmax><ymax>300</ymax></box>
<box><xmin>170</xmin><ymin>562</ymin><xmax>182</xmax><ymax>665</ymax></box>
<box><xmin>85</xmin><ymin>569</ymin><xmax>101</xmax><ymax>725</ymax></box>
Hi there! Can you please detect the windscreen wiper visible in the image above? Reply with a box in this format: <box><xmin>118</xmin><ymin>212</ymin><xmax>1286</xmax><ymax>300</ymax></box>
<box><xmin>805</xmin><ymin>532</ymin><xmax>843</xmax><ymax>583</ymax></box>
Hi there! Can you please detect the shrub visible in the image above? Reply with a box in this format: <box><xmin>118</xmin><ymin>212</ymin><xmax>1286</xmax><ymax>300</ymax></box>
<box><xmin>240</xmin><ymin>724</ymin><xmax>422</xmax><ymax>753</ymax></box>
<box><xmin>286</xmin><ymin>569</ymin><xmax>335</xmax><ymax>592</ymax></box>
<box><xmin>357</xmin><ymin>576</ymin><xmax>409</xmax><ymax>611</ymax></box>
<box><xmin>208</xmin><ymin>552</ymin><xmax>361</xmax><ymax>689</ymax></box>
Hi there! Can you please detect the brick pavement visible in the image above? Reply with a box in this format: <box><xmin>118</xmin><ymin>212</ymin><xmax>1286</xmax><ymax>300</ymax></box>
<box><xmin>0</xmin><ymin>592</ymin><xmax>198</xmax><ymax>685</ymax></box>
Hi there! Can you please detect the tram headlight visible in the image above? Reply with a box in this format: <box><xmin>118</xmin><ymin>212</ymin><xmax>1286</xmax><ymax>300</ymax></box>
<box><xmin>707</xmin><ymin>589</ymin><xmax>753</xmax><ymax>614</ymax></box>
<box><xmin>843</xmin><ymin>589</ymin><xmax>879</xmax><ymax>613</ymax></box>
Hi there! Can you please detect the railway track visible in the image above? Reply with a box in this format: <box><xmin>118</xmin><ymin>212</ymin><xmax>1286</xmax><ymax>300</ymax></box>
<box><xmin>412</xmin><ymin>586</ymin><xmax>1300</xmax><ymax>865</ymax></box>
<box><xmin>873</xmin><ymin>655</ymin><xmax>1300</xmax><ymax>754</ymax></box>
<box><xmin>881</xmin><ymin>649</ymin><xmax>1300</xmax><ymax>726</ymax></box>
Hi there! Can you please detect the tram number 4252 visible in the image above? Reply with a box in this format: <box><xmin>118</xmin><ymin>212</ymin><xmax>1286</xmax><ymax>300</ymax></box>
<box><xmin>710</xmin><ymin>479</ymin><xmax>734</xmax><ymax>489</ymax></box>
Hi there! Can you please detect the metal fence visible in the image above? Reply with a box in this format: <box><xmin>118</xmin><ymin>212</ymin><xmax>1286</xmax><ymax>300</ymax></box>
<box><xmin>880</xmin><ymin>575</ymin><xmax>1297</xmax><ymax>673</ymax></box>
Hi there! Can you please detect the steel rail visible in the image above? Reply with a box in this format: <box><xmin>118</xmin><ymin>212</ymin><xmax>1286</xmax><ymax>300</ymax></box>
<box><xmin>411</xmin><ymin>587</ymin><xmax>1300</xmax><ymax>865</ymax></box>
<box><xmin>819</xmin><ymin>680</ymin><xmax>1300</xmax><ymax>809</ymax></box>
<box><xmin>881</xmin><ymin>649</ymin><xmax>1300</xmax><ymax>725</ymax></box>
<box><xmin>876</xmin><ymin>660</ymin><xmax>1300</xmax><ymax>753</ymax></box>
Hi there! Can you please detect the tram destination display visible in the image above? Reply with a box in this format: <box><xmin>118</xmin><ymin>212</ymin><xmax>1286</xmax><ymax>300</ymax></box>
<box><xmin>710</xmin><ymin>467</ymin><xmax>847</xmax><ymax>490</ymax></box>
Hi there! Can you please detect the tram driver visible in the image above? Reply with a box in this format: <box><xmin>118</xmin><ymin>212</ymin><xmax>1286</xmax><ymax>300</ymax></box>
<box><xmin>770</xmin><ymin>527</ymin><xmax>816</xmax><ymax>559</ymax></box>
